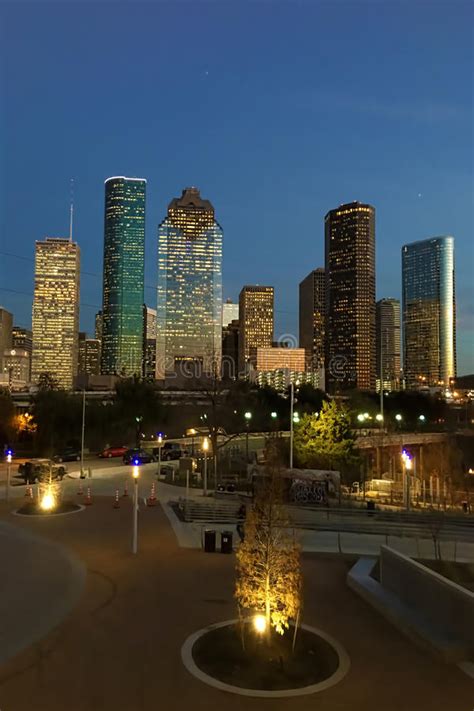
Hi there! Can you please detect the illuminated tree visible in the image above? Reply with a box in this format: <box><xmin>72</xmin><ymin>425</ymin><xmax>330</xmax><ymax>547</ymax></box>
<box><xmin>235</xmin><ymin>451</ymin><xmax>302</xmax><ymax>640</ymax></box>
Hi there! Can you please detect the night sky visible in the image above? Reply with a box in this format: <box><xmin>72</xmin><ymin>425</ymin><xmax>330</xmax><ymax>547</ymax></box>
<box><xmin>1</xmin><ymin>1</ymin><xmax>473</xmax><ymax>373</ymax></box>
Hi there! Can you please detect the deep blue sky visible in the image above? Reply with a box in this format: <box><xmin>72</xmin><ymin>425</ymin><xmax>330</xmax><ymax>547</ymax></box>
<box><xmin>1</xmin><ymin>1</ymin><xmax>473</xmax><ymax>373</ymax></box>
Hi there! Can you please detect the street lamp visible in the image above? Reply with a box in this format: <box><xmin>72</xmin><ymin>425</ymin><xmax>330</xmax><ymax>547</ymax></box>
<box><xmin>289</xmin><ymin>380</ymin><xmax>299</xmax><ymax>469</ymax></box>
<box><xmin>202</xmin><ymin>436</ymin><xmax>209</xmax><ymax>496</ymax></box>
<box><xmin>395</xmin><ymin>413</ymin><xmax>402</xmax><ymax>422</ymax></box>
<box><xmin>418</xmin><ymin>415</ymin><xmax>426</xmax><ymax>423</ymax></box>
<box><xmin>132</xmin><ymin>461</ymin><xmax>140</xmax><ymax>554</ymax></box>
<box><xmin>401</xmin><ymin>449</ymin><xmax>412</xmax><ymax>510</ymax></box>
<box><xmin>244</xmin><ymin>411</ymin><xmax>252</xmax><ymax>463</ymax></box>
<box><xmin>188</xmin><ymin>428</ymin><xmax>197</xmax><ymax>456</ymax></box>
<box><xmin>135</xmin><ymin>416</ymin><xmax>143</xmax><ymax>449</ymax></box>
<box><xmin>5</xmin><ymin>449</ymin><xmax>12</xmax><ymax>502</ymax></box>
<box><xmin>157</xmin><ymin>433</ymin><xmax>163</xmax><ymax>477</ymax></box>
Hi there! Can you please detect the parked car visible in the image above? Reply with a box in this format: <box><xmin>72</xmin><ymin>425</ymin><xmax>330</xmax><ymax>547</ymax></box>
<box><xmin>53</xmin><ymin>447</ymin><xmax>81</xmax><ymax>463</ymax></box>
<box><xmin>18</xmin><ymin>459</ymin><xmax>67</xmax><ymax>483</ymax></box>
<box><xmin>159</xmin><ymin>442</ymin><xmax>188</xmax><ymax>461</ymax></box>
<box><xmin>99</xmin><ymin>445</ymin><xmax>128</xmax><ymax>458</ymax></box>
<box><xmin>122</xmin><ymin>448</ymin><xmax>156</xmax><ymax>465</ymax></box>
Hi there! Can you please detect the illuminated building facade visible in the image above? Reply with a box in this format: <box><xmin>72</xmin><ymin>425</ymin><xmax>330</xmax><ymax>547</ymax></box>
<box><xmin>256</xmin><ymin>347</ymin><xmax>306</xmax><ymax>372</ymax></box>
<box><xmin>157</xmin><ymin>187</ymin><xmax>222</xmax><ymax>380</ymax></box>
<box><xmin>402</xmin><ymin>237</ymin><xmax>456</xmax><ymax>389</ymax></box>
<box><xmin>376</xmin><ymin>298</ymin><xmax>401</xmax><ymax>392</ymax></box>
<box><xmin>78</xmin><ymin>333</ymin><xmax>101</xmax><ymax>377</ymax></box>
<box><xmin>2</xmin><ymin>349</ymin><xmax>30</xmax><ymax>389</ymax></box>
<box><xmin>256</xmin><ymin>369</ymin><xmax>322</xmax><ymax>392</ymax></box>
<box><xmin>299</xmin><ymin>268</ymin><xmax>325</xmax><ymax>371</ymax></box>
<box><xmin>31</xmin><ymin>238</ymin><xmax>80</xmax><ymax>389</ymax></box>
<box><xmin>222</xmin><ymin>299</ymin><xmax>239</xmax><ymax>327</ymax></box>
<box><xmin>325</xmin><ymin>202</ymin><xmax>376</xmax><ymax>392</ymax></box>
<box><xmin>101</xmin><ymin>177</ymin><xmax>146</xmax><ymax>377</ymax></box>
<box><xmin>0</xmin><ymin>307</ymin><xmax>13</xmax><ymax>372</ymax></box>
<box><xmin>12</xmin><ymin>326</ymin><xmax>32</xmax><ymax>379</ymax></box>
<box><xmin>222</xmin><ymin>319</ymin><xmax>239</xmax><ymax>379</ymax></box>
<box><xmin>143</xmin><ymin>305</ymin><xmax>157</xmax><ymax>381</ymax></box>
<box><xmin>238</xmin><ymin>286</ymin><xmax>274</xmax><ymax>374</ymax></box>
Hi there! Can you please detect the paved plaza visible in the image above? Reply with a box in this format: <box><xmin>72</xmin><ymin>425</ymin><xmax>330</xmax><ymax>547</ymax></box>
<box><xmin>0</xmin><ymin>490</ymin><xmax>473</xmax><ymax>711</ymax></box>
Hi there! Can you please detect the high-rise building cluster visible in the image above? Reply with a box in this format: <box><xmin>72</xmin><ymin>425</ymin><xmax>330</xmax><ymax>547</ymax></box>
<box><xmin>1</xmin><ymin>184</ymin><xmax>457</xmax><ymax>395</ymax></box>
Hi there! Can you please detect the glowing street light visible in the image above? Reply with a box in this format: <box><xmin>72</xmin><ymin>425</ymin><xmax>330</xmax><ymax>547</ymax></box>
<box><xmin>418</xmin><ymin>415</ymin><xmax>426</xmax><ymax>422</ymax></box>
<box><xmin>271</xmin><ymin>411</ymin><xmax>277</xmax><ymax>419</ymax></box>
<box><xmin>401</xmin><ymin>449</ymin><xmax>412</xmax><ymax>510</ymax></box>
<box><xmin>202</xmin><ymin>436</ymin><xmax>209</xmax><ymax>496</ymax></box>
<box><xmin>244</xmin><ymin>412</ymin><xmax>252</xmax><ymax>463</ymax></box>
<box><xmin>132</xmin><ymin>463</ymin><xmax>140</xmax><ymax>554</ymax></box>
<box><xmin>253</xmin><ymin>614</ymin><xmax>267</xmax><ymax>635</ymax></box>
<box><xmin>376</xmin><ymin>413</ymin><xmax>384</xmax><ymax>422</ymax></box>
<box><xmin>395</xmin><ymin>413</ymin><xmax>402</xmax><ymax>422</ymax></box>
<box><xmin>5</xmin><ymin>448</ymin><xmax>12</xmax><ymax>503</ymax></box>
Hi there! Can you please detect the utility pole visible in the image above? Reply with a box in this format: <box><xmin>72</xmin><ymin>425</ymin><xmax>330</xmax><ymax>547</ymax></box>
<box><xmin>80</xmin><ymin>388</ymin><xmax>86</xmax><ymax>478</ymax></box>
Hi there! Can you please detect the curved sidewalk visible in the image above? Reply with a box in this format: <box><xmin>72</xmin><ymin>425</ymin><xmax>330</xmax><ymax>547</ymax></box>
<box><xmin>0</xmin><ymin>520</ymin><xmax>86</xmax><ymax>666</ymax></box>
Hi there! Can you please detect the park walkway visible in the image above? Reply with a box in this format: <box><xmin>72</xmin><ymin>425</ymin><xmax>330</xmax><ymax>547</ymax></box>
<box><xmin>0</xmin><ymin>495</ymin><xmax>472</xmax><ymax>710</ymax></box>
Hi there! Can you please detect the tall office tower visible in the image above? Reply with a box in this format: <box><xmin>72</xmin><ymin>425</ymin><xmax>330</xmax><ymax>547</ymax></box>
<box><xmin>325</xmin><ymin>202</ymin><xmax>376</xmax><ymax>392</ymax></box>
<box><xmin>299</xmin><ymin>268</ymin><xmax>325</xmax><ymax>371</ymax></box>
<box><xmin>12</xmin><ymin>326</ymin><xmax>32</xmax><ymax>379</ymax></box>
<box><xmin>78</xmin><ymin>333</ymin><xmax>101</xmax><ymax>377</ymax></box>
<box><xmin>31</xmin><ymin>238</ymin><xmax>80</xmax><ymax>389</ymax></box>
<box><xmin>222</xmin><ymin>299</ymin><xmax>239</xmax><ymax>328</ymax></box>
<box><xmin>376</xmin><ymin>298</ymin><xmax>401</xmax><ymax>392</ymax></box>
<box><xmin>0</xmin><ymin>307</ymin><xmax>13</xmax><ymax>371</ymax></box>
<box><xmin>238</xmin><ymin>286</ymin><xmax>274</xmax><ymax>374</ymax></box>
<box><xmin>402</xmin><ymin>236</ymin><xmax>456</xmax><ymax>389</ymax></box>
<box><xmin>95</xmin><ymin>311</ymin><xmax>103</xmax><ymax>342</ymax></box>
<box><xmin>143</xmin><ymin>304</ymin><xmax>157</xmax><ymax>381</ymax></box>
<box><xmin>222</xmin><ymin>319</ymin><xmax>239</xmax><ymax>379</ymax></box>
<box><xmin>101</xmin><ymin>177</ymin><xmax>146</xmax><ymax>377</ymax></box>
<box><xmin>2</xmin><ymin>349</ymin><xmax>30</xmax><ymax>389</ymax></box>
<box><xmin>156</xmin><ymin>187</ymin><xmax>223</xmax><ymax>380</ymax></box>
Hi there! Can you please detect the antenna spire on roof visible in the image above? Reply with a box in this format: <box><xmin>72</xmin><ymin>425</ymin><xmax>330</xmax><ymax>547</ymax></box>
<box><xmin>69</xmin><ymin>178</ymin><xmax>74</xmax><ymax>242</ymax></box>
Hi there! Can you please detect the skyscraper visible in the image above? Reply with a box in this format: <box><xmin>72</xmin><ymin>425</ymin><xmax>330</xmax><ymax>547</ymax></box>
<box><xmin>376</xmin><ymin>298</ymin><xmax>401</xmax><ymax>392</ymax></box>
<box><xmin>222</xmin><ymin>319</ymin><xmax>239</xmax><ymax>379</ymax></box>
<box><xmin>12</xmin><ymin>326</ymin><xmax>32</xmax><ymax>379</ymax></box>
<box><xmin>156</xmin><ymin>187</ymin><xmax>223</xmax><ymax>380</ymax></box>
<box><xmin>222</xmin><ymin>299</ymin><xmax>239</xmax><ymax>328</ymax></box>
<box><xmin>325</xmin><ymin>202</ymin><xmax>376</xmax><ymax>392</ymax></box>
<box><xmin>31</xmin><ymin>238</ymin><xmax>80</xmax><ymax>389</ymax></box>
<box><xmin>299</xmin><ymin>268</ymin><xmax>325</xmax><ymax>371</ymax></box>
<box><xmin>402</xmin><ymin>236</ymin><xmax>456</xmax><ymax>389</ymax></box>
<box><xmin>78</xmin><ymin>333</ymin><xmax>101</xmax><ymax>377</ymax></box>
<box><xmin>101</xmin><ymin>176</ymin><xmax>146</xmax><ymax>377</ymax></box>
<box><xmin>238</xmin><ymin>286</ymin><xmax>274</xmax><ymax>374</ymax></box>
<box><xmin>0</xmin><ymin>307</ymin><xmax>13</xmax><ymax>371</ymax></box>
<box><xmin>143</xmin><ymin>304</ymin><xmax>157</xmax><ymax>381</ymax></box>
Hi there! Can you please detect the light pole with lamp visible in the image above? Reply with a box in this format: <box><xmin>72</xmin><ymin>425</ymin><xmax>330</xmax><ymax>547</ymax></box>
<box><xmin>401</xmin><ymin>449</ymin><xmax>412</xmax><ymax>510</ymax></box>
<box><xmin>271</xmin><ymin>411</ymin><xmax>278</xmax><ymax>435</ymax></box>
<box><xmin>5</xmin><ymin>448</ymin><xmax>12</xmax><ymax>502</ymax></box>
<box><xmin>289</xmin><ymin>380</ymin><xmax>300</xmax><ymax>469</ymax></box>
<box><xmin>156</xmin><ymin>433</ymin><xmax>163</xmax><ymax>476</ymax></box>
<box><xmin>244</xmin><ymin>411</ymin><xmax>252</xmax><ymax>462</ymax></box>
<box><xmin>80</xmin><ymin>388</ymin><xmax>86</xmax><ymax>479</ymax></box>
<box><xmin>132</xmin><ymin>461</ymin><xmax>140</xmax><ymax>554</ymax></box>
<box><xmin>202</xmin><ymin>436</ymin><xmax>209</xmax><ymax>496</ymax></box>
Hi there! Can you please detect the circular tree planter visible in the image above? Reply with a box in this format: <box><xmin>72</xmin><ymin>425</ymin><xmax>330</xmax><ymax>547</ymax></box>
<box><xmin>14</xmin><ymin>501</ymin><xmax>84</xmax><ymax>517</ymax></box>
<box><xmin>181</xmin><ymin>619</ymin><xmax>350</xmax><ymax>698</ymax></box>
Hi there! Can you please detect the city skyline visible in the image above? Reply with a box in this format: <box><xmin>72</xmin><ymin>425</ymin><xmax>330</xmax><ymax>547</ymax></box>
<box><xmin>2</xmin><ymin>3</ymin><xmax>472</xmax><ymax>375</ymax></box>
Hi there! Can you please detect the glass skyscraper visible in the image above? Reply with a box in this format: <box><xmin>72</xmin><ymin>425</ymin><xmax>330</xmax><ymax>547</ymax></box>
<box><xmin>101</xmin><ymin>177</ymin><xmax>146</xmax><ymax>376</ymax></box>
<box><xmin>402</xmin><ymin>236</ymin><xmax>456</xmax><ymax>389</ymax></box>
<box><xmin>325</xmin><ymin>202</ymin><xmax>376</xmax><ymax>392</ymax></box>
<box><xmin>299</xmin><ymin>268</ymin><xmax>325</xmax><ymax>372</ymax></box>
<box><xmin>156</xmin><ymin>187</ymin><xmax>222</xmax><ymax>380</ymax></box>
<box><xmin>376</xmin><ymin>298</ymin><xmax>401</xmax><ymax>392</ymax></box>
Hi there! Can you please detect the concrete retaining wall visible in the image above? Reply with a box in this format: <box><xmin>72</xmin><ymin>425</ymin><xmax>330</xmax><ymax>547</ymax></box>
<box><xmin>380</xmin><ymin>546</ymin><xmax>474</xmax><ymax>654</ymax></box>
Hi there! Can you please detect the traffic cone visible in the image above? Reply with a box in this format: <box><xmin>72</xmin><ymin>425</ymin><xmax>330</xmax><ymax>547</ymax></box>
<box><xmin>122</xmin><ymin>481</ymin><xmax>129</xmax><ymax>498</ymax></box>
<box><xmin>77</xmin><ymin>481</ymin><xmax>83</xmax><ymax>496</ymax></box>
<box><xmin>147</xmin><ymin>482</ymin><xmax>157</xmax><ymax>507</ymax></box>
<box><xmin>113</xmin><ymin>489</ymin><xmax>120</xmax><ymax>509</ymax></box>
<box><xmin>84</xmin><ymin>487</ymin><xmax>92</xmax><ymax>505</ymax></box>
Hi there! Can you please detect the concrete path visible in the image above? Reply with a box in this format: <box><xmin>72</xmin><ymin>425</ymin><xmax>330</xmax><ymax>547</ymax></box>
<box><xmin>0</xmin><ymin>497</ymin><xmax>472</xmax><ymax>710</ymax></box>
<box><xmin>0</xmin><ymin>520</ymin><xmax>86</xmax><ymax>666</ymax></box>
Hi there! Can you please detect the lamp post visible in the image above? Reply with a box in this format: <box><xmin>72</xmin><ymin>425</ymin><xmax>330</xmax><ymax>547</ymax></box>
<box><xmin>5</xmin><ymin>449</ymin><xmax>12</xmax><ymax>502</ymax></box>
<box><xmin>289</xmin><ymin>381</ymin><xmax>297</xmax><ymax>469</ymax></box>
<box><xmin>244</xmin><ymin>411</ymin><xmax>252</xmax><ymax>463</ymax></box>
<box><xmin>157</xmin><ymin>433</ymin><xmax>163</xmax><ymax>476</ymax></box>
<box><xmin>135</xmin><ymin>416</ymin><xmax>143</xmax><ymax>449</ymax></box>
<box><xmin>132</xmin><ymin>462</ymin><xmax>139</xmax><ymax>554</ymax></box>
<box><xmin>202</xmin><ymin>436</ymin><xmax>209</xmax><ymax>496</ymax></box>
<box><xmin>271</xmin><ymin>411</ymin><xmax>278</xmax><ymax>434</ymax></box>
<box><xmin>80</xmin><ymin>387</ymin><xmax>86</xmax><ymax>479</ymax></box>
<box><xmin>401</xmin><ymin>449</ymin><xmax>412</xmax><ymax>511</ymax></box>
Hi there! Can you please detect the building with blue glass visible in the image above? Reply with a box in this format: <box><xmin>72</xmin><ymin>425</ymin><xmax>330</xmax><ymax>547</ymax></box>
<box><xmin>101</xmin><ymin>176</ymin><xmax>146</xmax><ymax>376</ymax></box>
<box><xmin>156</xmin><ymin>187</ymin><xmax>222</xmax><ymax>381</ymax></box>
<box><xmin>402</xmin><ymin>236</ymin><xmax>456</xmax><ymax>389</ymax></box>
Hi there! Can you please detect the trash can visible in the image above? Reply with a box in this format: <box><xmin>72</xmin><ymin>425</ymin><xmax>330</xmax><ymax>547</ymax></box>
<box><xmin>366</xmin><ymin>500</ymin><xmax>375</xmax><ymax>516</ymax></box>
<box><xmin>220</xmin><ymin>530</ymin><xmax>233</xmax><ymax>554</ymax></box>
<box><xmin>203</xmin><ymin>529</ymin><xmax>216</xmax><ymax>553</ymax></box>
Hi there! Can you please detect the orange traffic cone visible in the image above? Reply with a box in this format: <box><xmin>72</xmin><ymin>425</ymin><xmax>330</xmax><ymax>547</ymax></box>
<box><xmin>77</xmin><ymin>481</ymin><xmax>84</xmax><ymax>496</ymax></box>
<box><xmin>147</xmin><ymin>482</ymin><xmax>157</xmax><ymax>507</ymax></box>
<box><xmin>122</xmin><ymin>481</ymin><xmax>129</xmax><ymax>498</ymax></box>
<box><xmin>113</xmin><ymin>489</ymin><xmax>120</xmax><ymax>509</ymax></box>
<box><xmin>84</xmin><ymin>487</ymin><xmax>92</xmax><ymax>505</ymax></box>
